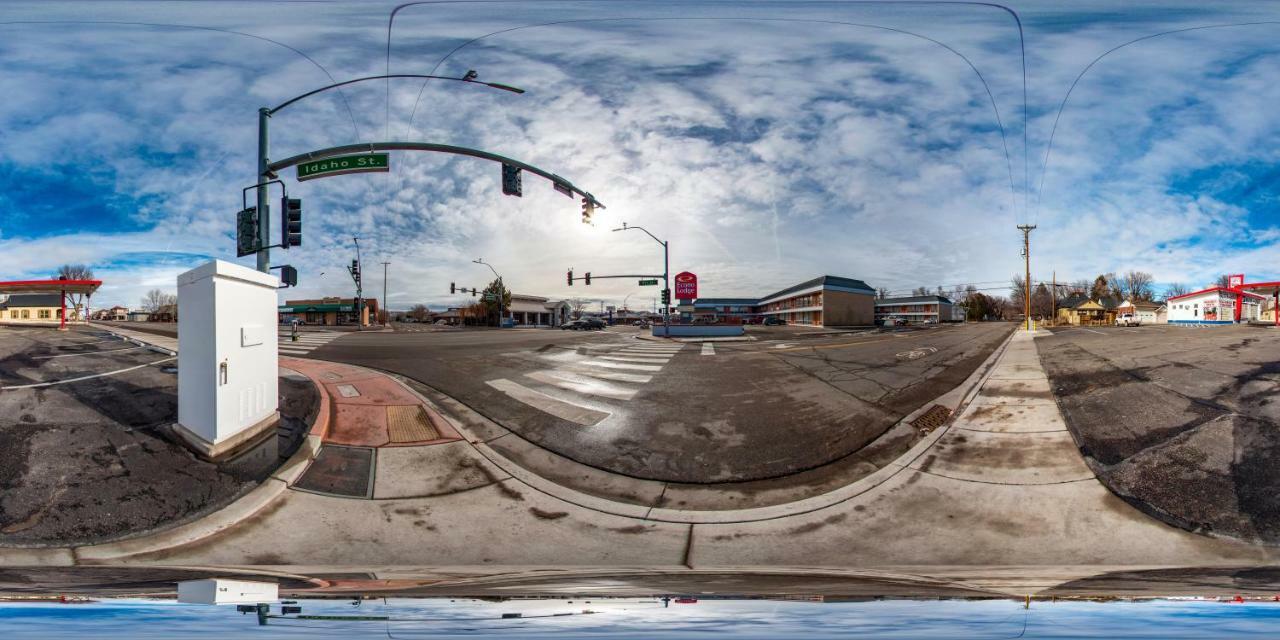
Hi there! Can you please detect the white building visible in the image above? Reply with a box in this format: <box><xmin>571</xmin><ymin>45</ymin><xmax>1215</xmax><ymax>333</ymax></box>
<box><xmin>1165</xmin><ymin>287</ymin><xmax>1265</xmax><ymax>324</ymax></box>
<box><xmin>506</xmin><ymin>294</ymin><xmax>572</xmax><ymax>327</ymax></box>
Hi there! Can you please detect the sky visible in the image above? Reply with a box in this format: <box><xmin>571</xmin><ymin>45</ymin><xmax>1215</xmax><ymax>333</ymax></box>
<box><xmin>5</xmin><ymin>597</ymin><xmax>1280</xmax><ymax>639</ymax></box>
<box><xmin>4</xmin><ymin>1</ymin><xmax>1280</xmax><ymax>309</ymax></box>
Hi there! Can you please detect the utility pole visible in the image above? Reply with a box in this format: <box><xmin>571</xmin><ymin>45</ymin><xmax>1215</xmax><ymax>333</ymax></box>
<box><xmin>381</xmin><ymin>261</ymin><xmax>390</xmax><ymax>326</ymax></box>
<box><xmin>1018</xmin><ymin>224</ymin><xmax>1036</xmax><ymax>331</ymax></box>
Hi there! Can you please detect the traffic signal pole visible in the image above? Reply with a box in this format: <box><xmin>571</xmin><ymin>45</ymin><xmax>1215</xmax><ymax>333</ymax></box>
<box><xmin>256</xmin><ymin>107</ymin><xmax>271</xmax><ymax>273</ymax></box>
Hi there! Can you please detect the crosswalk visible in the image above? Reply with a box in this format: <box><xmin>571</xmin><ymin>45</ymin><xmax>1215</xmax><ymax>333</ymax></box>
<box><xmin>278</xmin><ymin>330</ymin><xmax>345</xmax><ymax>357</ymax></box>
<box><xmin>485</xmin><ymin>340</ymin><xmax>685</xmax><ymax>426</ymax></box>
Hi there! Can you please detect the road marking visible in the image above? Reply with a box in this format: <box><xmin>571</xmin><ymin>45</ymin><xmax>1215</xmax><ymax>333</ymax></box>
<box><xmin>895</xmin><ymin>347</ymin><xmax>937</xmax><ymax>360</ymax></box>
<box><xmin>701</xmin><ymin>343</ymin><xmax>715</xmax><ymax>356</ymax></box>
<box><xmin>557</xmin><ymin>366</ymin><xmax>653</xmax><ymax>383</ymax></box>
<box><xmin>598</xmin><ymin>355</ymin><xmax>671</xmax><ymax>364</ymax></box>
<box><xmin>486</xmin><ymin>378</ymin><xmax>609</xmax><ymax>425</ymax></box>
<box><xmin>31</xmin><ymin>345</ymin><xmax>150</xmax><ymax>359</ymax></box>
<box><xmin>581</xmin><ymin>360</ymin><xmax>663</xmax><ymax>372</ymax></box>
<box><xmin>336</xmin><ymin>384</ymin><xmax>361</xmax><ymax>398</ymax></box>
<box><xmin>524</xmin><ymin>370</ymin><xmax>638</xmax><ymax>400</ymax></box>
<box><xmin>1083</xmin><ymin>329</ymin><xmax>1105</xmax><ymax>335</ymax></box>
<box><xmin>2</xmin><ymin>357</ymin><xmax>176</xmax><ymax>390</ymax></box>
<box><xmin>277</xmin><ymin>330</ymin><xmax>345</xmax><ymax>356</ymax></box>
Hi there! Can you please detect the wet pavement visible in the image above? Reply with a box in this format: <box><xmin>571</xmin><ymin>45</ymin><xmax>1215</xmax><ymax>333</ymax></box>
<box><xmin>308</xmin><ymin>322</ymin><xmax>1012</xmax><ymax>484</ymax></box>
<box><xmin>1038</xmin><ymin>324</ymin><xmax>1280</xmax><ymax>544</ymax></box>
<box><xmin>0</xmin><ymin>326</ymin><xmax>314</xmax><ymax>546</ymax></box>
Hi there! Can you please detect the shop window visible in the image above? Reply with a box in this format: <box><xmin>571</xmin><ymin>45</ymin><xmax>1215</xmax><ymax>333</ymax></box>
<box><xmin>38</xmin><ymin>309</ymin><xmax>51</xmax><ymax>319</ymax></box>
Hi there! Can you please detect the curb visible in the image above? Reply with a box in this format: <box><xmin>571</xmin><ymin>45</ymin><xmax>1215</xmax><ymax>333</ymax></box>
<box><xmin>385</xmin><ymin>326</ymin><xmax>1021</xmax><ymax>525</ymax></box>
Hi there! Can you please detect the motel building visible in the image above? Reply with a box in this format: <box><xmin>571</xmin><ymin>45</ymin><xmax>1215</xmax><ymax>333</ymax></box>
<box><xmin>689</xmin><ymin>275</ymin><xmax>877</xmax><ymax>327</ymax></box>
<box><xmin>874</xmin><ymin>295</ymin><xmax>956</xmax><ymax>325</ymax></box>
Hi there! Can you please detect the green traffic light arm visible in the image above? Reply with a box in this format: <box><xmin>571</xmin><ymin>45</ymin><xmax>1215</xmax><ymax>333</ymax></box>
<box><xmin>267</xmin><ymin>142</ymin><xmax>605</xmax><ymax>210</ymax></box>
<box><xmin>267</xmin><ymin>73</ymin><xmax>523</xmax><ymax>116</ymax></box>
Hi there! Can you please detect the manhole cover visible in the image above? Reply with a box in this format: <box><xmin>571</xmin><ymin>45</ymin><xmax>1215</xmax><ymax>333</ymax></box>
<box><xmin>911</xmin><ymin>404</ymin><xmax>952</xmax><ymax>433</ymax></box>
<box><xmin>293</xmin><ymin>445</ymin><xmax>375</xmax><ymax>498</ymax></box>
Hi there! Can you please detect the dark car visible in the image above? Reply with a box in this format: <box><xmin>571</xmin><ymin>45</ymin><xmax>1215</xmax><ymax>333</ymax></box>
<box><xmin>560</xmin><ymin>320</ymin><xmax>586</xmax><ymax>330</ymax></box>
<box><xmin>763</xmin><ymin>317</ymin><xmax>786</xmax><ymax>326</ymax></box>
<box><xmin>582</xmin><ymin>317</ymin><xmax>607</xmax><ymax>330</ymax></box>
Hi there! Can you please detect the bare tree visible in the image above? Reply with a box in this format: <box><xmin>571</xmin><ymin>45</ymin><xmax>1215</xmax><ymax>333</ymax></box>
<box><xmin>56</xmin><ymin>264</ymin><xmax>94</xmax><ymax>320</ymax></box>
<box><xmin>408</xmin><ymin>303</ymin><xmax>429</xmax><ymax>321</ymax></box>
<box><xmin>912</xmin><ymin>286</ymin><xmax>929</xmax><ymax>296</ymax></box>
<box><xmin>876</xmin><ymin>287</ymin><xmax>889</xmax><ymax>300</ymax></box>
<box><xmin>1215</xmin><ymin>274</ymin><xmax>1232</xmax><ymax>288</ymax></box>
<box><xmin>1010</xmin><ymin>275</ymin><xmax>1027</xmax><ymax>312</ymax></box>
<box><xmin>567</xmin><ymin>297</ymin><xmax>590</xmax><ymax>319</ymax></box>
<box><xmin>1069</xmin><ymin>279</ymin><xmax>1091</xmax><ymax>296</ymax></box>
<box><xmin>1120</xmin><ymin>270</ymin><xmax>1155</xmax><ymax>301</ymax></box>
<box><xmin>1163</xmin><ymin>282</ymin><xmax>1188</xmax><ymax>300</ymax></box>
<box><xmin>141</xmin><ymin>289</ymin><xmax>166</xmax><ymax>313</ymax></box>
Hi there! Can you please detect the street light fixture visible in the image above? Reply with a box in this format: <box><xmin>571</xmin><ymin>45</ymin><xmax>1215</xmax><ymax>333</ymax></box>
<box><xmin>613</xmin><ymin>222</ymin><xmax>670</xmax><ymax>334</ymax></box>
<box><xmin>473</xmin><ymin>258</ymin><xmax>504</xmax><ymax>328</ymax></box>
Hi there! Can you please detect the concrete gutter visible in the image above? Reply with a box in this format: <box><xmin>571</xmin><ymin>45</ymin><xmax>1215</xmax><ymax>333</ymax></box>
<box><xmin>390</xmin><ymin>326</ymin><xmax>1020</xmax><ymax>525</ymax></box>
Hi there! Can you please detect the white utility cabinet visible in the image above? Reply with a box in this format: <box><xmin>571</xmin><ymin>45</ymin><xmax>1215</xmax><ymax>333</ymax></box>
<box><xmin>177</xmin><ymin>578</ymin><xmax>279</xmax><ymax>605</ymax></box>
<box><xmin>174</xmin><ymin>260</ymin><xmax>279</xmax><ymax>459</ymax></box>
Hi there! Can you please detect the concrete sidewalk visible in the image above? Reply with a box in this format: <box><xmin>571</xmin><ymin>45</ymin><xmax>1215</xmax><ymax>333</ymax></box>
<box><xmin>90</xmin><ymin>322</ymin><xmax>177</xmax><ymax>354</ymax></box>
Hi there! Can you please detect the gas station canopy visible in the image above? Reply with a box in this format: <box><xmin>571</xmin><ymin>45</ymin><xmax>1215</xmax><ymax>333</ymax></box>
<box><xmin>0</xmin><ymin>279</ymin><xmax>103</xmax><ymax>296</ymax></box>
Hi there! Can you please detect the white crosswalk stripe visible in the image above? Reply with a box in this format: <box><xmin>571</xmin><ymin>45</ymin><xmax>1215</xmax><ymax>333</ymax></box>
<box><xmin>701</xmin><ymin>343</ymin><xmax>715</xmax><ymax>356</ymax></box>
<box><xmin>277</xmin><ymin>330</ymin><xmax>346</xmax><ymax>357</ymax></box>
<box><xmin>486</xmin><ymin>340</ymin><xmax>685</xmax><ymax>426</ymax></box>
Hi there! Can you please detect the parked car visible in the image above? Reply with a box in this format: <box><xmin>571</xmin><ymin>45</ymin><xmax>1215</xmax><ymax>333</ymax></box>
<box><xmin>582</xmin><ymin>317</ymin><xmax>607</xmax><ymax>330</ymax></box>
<box><xmin>1116</xmin><ymin>313</ymin><xmax>1140</xmax><ymax>326</ymax></box>
<box><xmin>763</xmin><ymin>317</ymin><xmax>786</xmax><ymax>326</ymax></box>
<box><xmin>560</xmin><ymin>320</ymin><xmax>586</xmax><ymax>330</ymax></box>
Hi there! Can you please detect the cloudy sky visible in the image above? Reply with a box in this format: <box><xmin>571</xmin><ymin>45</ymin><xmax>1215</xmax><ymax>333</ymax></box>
<box><xmin>5</xmin><ymin>597</ymin><xmax>1280</xmax><ymax>638</ymax></box>
<box><xmin>3</xmin><ymin>1</ymin><xmax>1280</xmax><ymax>310</ymax></box>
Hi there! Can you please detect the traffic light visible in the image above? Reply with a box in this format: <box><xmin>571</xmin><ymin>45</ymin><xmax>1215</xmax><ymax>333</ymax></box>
<box><xmin>450</xmin><ymin>282</ymin><xmax>456</xmax><ymax>294</ymax></box>
<box><xmin>472</xmin><ymin>289</ymin><xmax>477</xmax><ymax>297</ymax></box>
<box><xmin>279</xmin><ymin>265</ymin><xmax>297</xmax><ymax>287</ymax></box>
<box><xmin>567</xmin><ymin>269</ymin><xmax>573</xmax><ymax>286</ymax></box>
<box><xmin>501</xmin><ymin>163</ymin><xmax>522</xmax><ymax>197</ymax></box>
<box><xmin>661</xmin><ymin>288</ymin><xmax>671</xmax><ymax>305</ymax></box>
<box><xmin>281</xmin><ymin>197</ymin><xmax>302</xmax><ymax>248</ymax></box>
<box><xmin>350</xmin><ymin>259</ymin><xmax>361</xmax><ymax>284</ymax></box>
<box><xmin>236</xmin><ymin>206</ymin><xmax>259</xmax><ymax>257</ymax></box>
<box><xmin>581</xmin><ymin>197</ymin><xmax>594</xmax><ymax>224</ymax></box>
<box><xmin>584</xmin><ymin>272</ymin><xmax>591</xmax><ymax>285</ymax></box>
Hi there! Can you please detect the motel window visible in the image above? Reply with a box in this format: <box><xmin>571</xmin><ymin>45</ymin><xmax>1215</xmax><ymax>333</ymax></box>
<box><xmin>21</xmin><ymin>310</ymin><xmax>30</xmax><ymax>319</ymax></box>
<box><xmin>38</xmin><ymin>309</ymin><xmax>51</xmax><ymax>319</ymax></box>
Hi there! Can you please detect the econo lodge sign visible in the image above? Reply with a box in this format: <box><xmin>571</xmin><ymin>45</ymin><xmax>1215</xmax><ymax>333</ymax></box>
<box><xmin>674</xmin><ymin>271</ymin><xmax>698</xmax><ymax>300</ymax></box>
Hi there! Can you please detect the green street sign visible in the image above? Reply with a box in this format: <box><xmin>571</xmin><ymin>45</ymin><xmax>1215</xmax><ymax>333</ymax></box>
<box><xmin>297</xmin><ymin>153</ymin><xmax>390</xmax><ymax>181</ymax></box>
<box><xmin>483</xmin><ymin>293</ymin><xmax>497</xmax><ymax>301</ymax></box>
<box><xmin>638</xmin><ymin>279</ymin><xmax>659</xmax><ymax>286</ymax></box>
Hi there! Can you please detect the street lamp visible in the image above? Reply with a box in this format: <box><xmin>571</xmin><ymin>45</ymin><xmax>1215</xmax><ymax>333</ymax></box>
<box><xmin>473</xmin><ymin>258</ymin><xmax>504</xmax><ymax>328</ymax></box>
<box><xmin>613</xmin><ymin>222</ymin><xmax>669</xmax><ymax>334</ymax></box>
<box><xmin>253</xmin><ymin>71</ymin><xmax>525</xmax><ymax>274</ymax></box>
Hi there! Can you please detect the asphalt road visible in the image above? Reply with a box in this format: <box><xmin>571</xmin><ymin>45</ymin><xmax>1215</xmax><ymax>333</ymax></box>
<box><xmin>311</xmin><ymin>322</ymin><xmax>1012</xmax><ymax>484</ymax></box>
<box><xmin>1038</xmin><ymin>324</ymin><xmax>1280</xmax><ymax>544</ymax></box>
<box><xmin>0</xmin><ymin>326</ymin><xmax>313</xmax><ymax>546</ymax></box>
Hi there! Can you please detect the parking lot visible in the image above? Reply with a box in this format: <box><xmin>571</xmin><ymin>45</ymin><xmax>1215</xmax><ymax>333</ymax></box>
<box><xmin>1039</xmin><ymin>324</ymin><xmax>1280</xmax><ymax>543</ymax></box>
<box><xmin>0</xmin><ymin>325</ymin><xmax>313</xmax><ymax>546</ymax></box>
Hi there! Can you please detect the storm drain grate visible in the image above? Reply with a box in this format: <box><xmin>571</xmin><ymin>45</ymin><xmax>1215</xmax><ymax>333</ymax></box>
<box><xmin>386</xmin><ymin>406</ymin><xmax>441</xmax><ymax>443</ymax></box>
<box><xmin>911</xmin><ymin>404</ymin><xmax>952</xmax><ymax>434</ymax></box>
<box><xmin>293</xmin><ymin>445</ymin><xmax>375</xmax><ymax>498</ymax></box>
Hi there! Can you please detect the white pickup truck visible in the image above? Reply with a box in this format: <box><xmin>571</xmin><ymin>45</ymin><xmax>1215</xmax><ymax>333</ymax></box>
<box><xmin>1116</xmin><ymin>313</ymin><xmax>1140</xmax><ymax>326</ymax></box>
